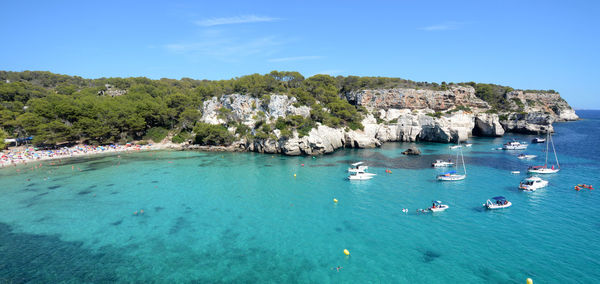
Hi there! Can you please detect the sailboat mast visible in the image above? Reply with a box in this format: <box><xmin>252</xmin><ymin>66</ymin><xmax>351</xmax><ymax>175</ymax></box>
<box><xmin>551</xmin><ymin>131</ymin><xmax>560</xmax><ymax>169</ymax></box>
<box><xmin>461</xmin><ymin>148</ymin><xmax>466</xmax><ymax>175</ymax></box>
<box><xmin>545</xmin><ymin>129</ymin><xmax>550</xmax><ymax>167</ymax></box>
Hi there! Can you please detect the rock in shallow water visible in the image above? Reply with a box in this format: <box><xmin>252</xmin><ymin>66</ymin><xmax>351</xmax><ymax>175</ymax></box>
<box><xmin>402</xmin><ymin>147</ymin><xmax>421</xmax><ymax>155</ymax></box>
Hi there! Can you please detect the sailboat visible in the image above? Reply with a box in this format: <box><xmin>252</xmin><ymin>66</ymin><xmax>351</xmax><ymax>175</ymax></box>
<box><xmin>528</xmin><ymin>128</ymin><xmax>559</xmax><ymax>174</ymax></box>
<box><xmin>437</xmin><ymin>141</ymin><xmax>467</xmax><ymax>181</ymax></box>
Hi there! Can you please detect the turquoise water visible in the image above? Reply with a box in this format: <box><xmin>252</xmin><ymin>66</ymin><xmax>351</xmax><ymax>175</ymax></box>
<box><xmin>1</xmin><ymin>111</ymin><xmax>600</xmax><ymax>283</ymax></box>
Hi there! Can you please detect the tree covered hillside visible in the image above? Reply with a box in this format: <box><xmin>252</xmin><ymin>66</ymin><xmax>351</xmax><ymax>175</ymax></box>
<box><xmin>0</xmin><ymin>71</ymin><xmax>558</xmax><ymax>147</ymax></box>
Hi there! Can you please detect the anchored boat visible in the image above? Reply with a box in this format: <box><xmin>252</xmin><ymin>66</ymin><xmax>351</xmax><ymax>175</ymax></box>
<box><xmin>528</xmin><ymin>129</ymin><xmax>560</xmax><ymax>174</ymax></box>
<box><xmin>484</xmin><ymin>196</ymin><xmax>512</xmax><ymax>209</ymax></box>
<box><xmin>348</xmin><ymin>170</ymin><xmax>376</xmax><ymax>180</ymax></box>
<box><xmin>532</xmin><ymin>137</ymin><xmax>546</xmax><ymax>143</ymax></box>
<box><xmin>428</xmin><ymin>201</ymin><xmax>449</xmax><ymax>212</ymax></box>
<box><xmin>437</xmin><ymin>143</ymin><xmax>466</xmax><ymax>181</ymax></box>
<box><xmin>432</xmin><ymin>159</ymin><xmax>454</xmax><ymax>167</ymax></box>
<box><xmin>502</xmin><ymin>140</ymin><xmax>528</xmax><ymax>150</ymax></box>
<box><xmin>518</xmin><ymin>154</ymin><xmax>537</xmax><ymax>159</ymax></box>
<box><xmin>519</xmin><ymin>176</ymin><xmax>548</xmax><ymax>191</ymax></box>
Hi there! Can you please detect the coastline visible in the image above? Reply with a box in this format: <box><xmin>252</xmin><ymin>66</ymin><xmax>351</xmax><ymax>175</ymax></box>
<box><xmin>2</xmin><ymin>113</ymin><xmax>589</xmax><ymax>169</ymax></box>
<box><xmin>0</xmin><ymin>143</ymin><xmax>177</xmax><ymax>169</ymax></box>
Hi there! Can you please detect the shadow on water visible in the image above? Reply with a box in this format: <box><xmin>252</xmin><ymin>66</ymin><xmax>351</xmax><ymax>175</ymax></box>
<box><xmin>169</xmin><ymin>217</ymin><xmax>189</xmax><ymax>235</ymax></box>
<box><xmin>419</xmin><ymin>248</ymin><xmax>442</xmax><ymax>263</ymax></box>
<box><xmin>0</xmin><ymin>222</ymin><xmax>123</xmax><ymax>282</ymax></box>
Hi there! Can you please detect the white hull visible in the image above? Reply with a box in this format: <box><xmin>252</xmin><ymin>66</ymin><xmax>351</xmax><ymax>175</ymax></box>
<box><xmin>528</xmin><ymin>168</ymin><xmax>559</xmax><ymax>174</ymax></box>
<box><xmin>437</xmin><ymin>174</ymin><xmax>466</xmax><ymax>181</ymax></box>
<box><xmin>429</xmin><ymin>205</ymin><xmax>449</xmax><ymax>212</ymax></box>
<box><xmin>432</xmin><ymin>162</ymin><xmax>454</xmax><ymax>167</ymax></box>
<box><xmin>503</xmin><ymin>145</ymin><xmax>528</xmax><ymax>150</ymax></box>
<box><xmin>450</xmin><ymin>145</ymin><xmax>462</xmax><ymax>149</ymax></box>
<box><xmin>348</xmin><ymin>175</ymin><xmax>373</xmax><ymax>180</ymax></box>
<box><xmin>519</xmin><ymin>177</ymin><xmax>548</xmax><ymax>191</ymax></box>
<box><xmin>518</xmin><ymin>155</ymin><xmax>537</xmax><ymax>159</ymax></box>
<box><xmin>464</xmin><ymin>144</ymin><xmax>472</xmax><ymax>147</ymax></box>
<box><xmin>484</xmin><ymin>202</ymin><xmax>512</xmax><ymax>209</ymax></box>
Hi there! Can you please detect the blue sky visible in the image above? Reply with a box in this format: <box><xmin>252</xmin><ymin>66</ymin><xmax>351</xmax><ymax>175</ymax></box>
<box><xmin>1</xmin><ymin>0</ymin><xmax>599</xmax><ymax>108</ymax></box>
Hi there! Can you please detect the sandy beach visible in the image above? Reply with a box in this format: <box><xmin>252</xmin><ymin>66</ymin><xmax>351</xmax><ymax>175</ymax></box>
<box><xmin>0</xmin><ymin>143</ymin><xmax>176</xmax><ymax>168</ymax></box>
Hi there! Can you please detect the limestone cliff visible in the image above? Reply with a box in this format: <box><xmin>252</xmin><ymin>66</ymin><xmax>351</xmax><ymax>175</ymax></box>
<box><xmin>195</xmin><ymin>85</ymin><xmax>577</xmax><ymax>155</ymax></box>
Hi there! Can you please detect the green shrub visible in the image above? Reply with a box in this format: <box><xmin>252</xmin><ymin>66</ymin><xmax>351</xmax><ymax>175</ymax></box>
<box><xmin>193</xmin><ymin>123</ymin><xmax>234</xmax><ymax>145</ymax></box>
<box><xmin>172</xmin><ymin>131</ymin><xmax>192</xmax><ymax>143</ymax></box>
<box><xmin>217</xmin><ymin>107</ymin><xmax>232</xmax><ymax>120</ymax></box>
<box><xmin>426</xmin><ymin>112</ymin><xmax>443</xmax><ymax>118</ymax></box>
<box><xmin>511</xmin><ymin>98</ymin><xmax>524</xmax><ymax>108</ymax></box>
<box><xmin>235</xmin><ymin>123</ymin><xmax>250</xmax><ymax>137</ymax></box>
<box><xmin>144</xmin><ymin>127</ymin><xmax>168</xmax><ymax>143</ymax></box>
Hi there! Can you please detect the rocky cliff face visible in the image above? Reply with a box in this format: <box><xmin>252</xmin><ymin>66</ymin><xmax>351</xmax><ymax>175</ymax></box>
<box><xmin>196</xmin><ymin>85</ymin><xmax>577</xmax><ymax>155</ymax></box>
<box><xmin>346</xmin><ymin>86</ymin><xmax>489</xmax><ymax>111</ymax></box>
<box><xmin>504</xmin><ymin>91</ymin><xmax>578</xmax><ymax>121</ymax></box>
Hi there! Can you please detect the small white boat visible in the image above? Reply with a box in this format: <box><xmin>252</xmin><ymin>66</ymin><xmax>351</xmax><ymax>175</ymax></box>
<box><xmin>483</xmin><ymin>196</ymin><xmax>512</xmax><ymax>209</ymax></box>
<box><xmin>449</xmin><ymin>145</ymin><xmax>462</xmax><ymax>149</ymax></box>
<box><xmin>428</xmin><ymin>201</ymin><xmax>449</xmax><ymax>212</ymax></box>
<box><xmin>502</xmin><ymin>141</ymin><xmax>528</xmax><ymax>150</ymax></box>
<box><xmin>519</xmin><ymin>176</ymin><xmax>548</xmax><ymax>191</ymax></box>
<box><xmin>437</xmin><ymin>171</ymin><xmax>466</xmax><ymax>181</ymax></box>
<box><xmin>532</xmin><ymin>137</ymin><xmax>546</xmax><ymax>143</ymax></box>
<box><xmin>464</xmin><ymin>143</ymin><xmax>473</xmax><ymax>147</ymax></box>
<box><xmin>348</xmin><ymin>171</ymin><xmax>376</xmax><ymax>180</ymax></box>
<box><xmin>511</xmin><ymin>171</ymin><xmax>520</xmax><ymax>174</ymax></box>
<box><xmin>432</xmin><ymin>159</ymin><xmax>455</xmax><ymax>167</ymax></box>
<box><xmin>518</xmin><ymin>154</ymin><xmax>537</xmax><ymax>160</ymax></box>
<box><xmin>348</xmin><ymin>161</ymin><xmax>368</xmax><ymax>173</ymax></box>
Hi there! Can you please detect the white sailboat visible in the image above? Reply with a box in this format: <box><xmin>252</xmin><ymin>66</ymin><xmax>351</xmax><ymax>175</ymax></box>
<box><xmin>528</xmin><ymin>129</ymin><xmax>559</xmax><ymax>174</ymax></box>
<box><xmin>437</xmin><ymin>142</ymin><xmax>466</xmax><ymax>181</ymax></box>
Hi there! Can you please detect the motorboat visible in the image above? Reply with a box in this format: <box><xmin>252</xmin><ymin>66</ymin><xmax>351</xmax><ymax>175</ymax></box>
<box><xmin>449</xmin><ymin>145</ymin><xmax>462</xmax><ymax>149</ymax></box>
<box><xmin>528</xmin><ymin>129</ymin><xmax>560</xmax><ymax>174</ymax></box>
<box><xmin>464</xmin><ymin>143</ymin><xmax>473</xmax><ymax>147</ymax></box>
<box><xmin>437</xmin><ymin>170</ymin><xmax>466</xmax><ymax>181</ymax></box>
<box><xmin>348</xmin><ymin>161</ymin><xmax>368</xmax><ymax>173</ymax></box>
<box><xmin>519</xmin><ymin>176</ymin><xmax>548</xmax><ymax>191</ymax></box>
<box><xmin>348</xmin><ymin>170</ymin><xmax>375</xmax><ymax>180</ymax></box>
<box><xmin>432</xmin><ymin>159</ymin><xmax>455</xmax><ymax>167</ymax></box>
<box><xmin>518</xmin><ymin>154</ymin><xmax>537</xmax><ymax>160</ymax></box>
<box><xmin>502</xmin><ymin>140</ymin><xmax>528</xmax><ymax>150</ymax></box>
<box><xmin>532</xmin><ymin>137</ymin><xmax>546</xmax><ymax>143</ymax></box>
<box><xmin>483</xmin><ymin>196</ymin><xmax>512</xmax><ymax>209</ymax></box>
<box><xmin>511</xmin><ymin>171</ymin><xmax>520</xmax><ymax>174</ymax></box>
<box><xmin>428</xmin><ymin>201</ymin><xmax>449</xmax><ymax>212</ymax></box>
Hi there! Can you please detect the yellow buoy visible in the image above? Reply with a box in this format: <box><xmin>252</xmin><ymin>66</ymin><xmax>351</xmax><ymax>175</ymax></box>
<box><xmin>343</xmin><ymin>249</ymin><xmax>350</xmax><ymax>256</ymax></box>
<box><xmin>333</xmin><ymin>198</ymin><xmax>338</xmax><ymax>203</ymax></box>
<box><xmin>526</xmin><ymin>278</ymin><xmax>533</xmax><ymax>284</ymax></box>
<box><xmin>294</xmin><ymin>174</ymin><xmax>297</xmax><ymax>177</ymax></box>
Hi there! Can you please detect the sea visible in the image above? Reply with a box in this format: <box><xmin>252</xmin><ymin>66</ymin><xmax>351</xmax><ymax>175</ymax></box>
<box><xmin>1</xmin><ymin>110</ymin><xmax>599</xmax><ymax>283</ymax></box>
